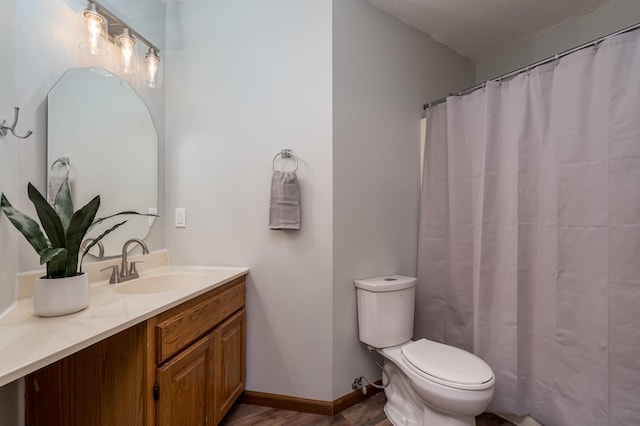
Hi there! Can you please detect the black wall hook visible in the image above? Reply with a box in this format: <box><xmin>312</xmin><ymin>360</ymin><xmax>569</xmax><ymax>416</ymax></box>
<box><xmin>0</xmin><ymin>107</ymin><xmax>33</xmax><ymax>139</ymax></box>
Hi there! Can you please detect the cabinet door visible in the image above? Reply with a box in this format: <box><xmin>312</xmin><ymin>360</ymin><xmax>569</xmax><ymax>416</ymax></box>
<box><xmin>213</xmin><ymin>309</ymin><xmax>246</xmax><ymax>424</ymax></box>
<box><xmin>157</xmin><ymin>333</ymin><xmax>215</xmax><ymax>426</ymax></box>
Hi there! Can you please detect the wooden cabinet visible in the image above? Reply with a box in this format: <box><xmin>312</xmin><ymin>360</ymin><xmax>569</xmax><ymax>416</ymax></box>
<box><xmin>157</xmin><ymin>333</ymin><xmax>215</xmax><ymax>426</ymax></box>
<box><xmin>213</xmin><ymin>309</ymin><xmax>246</xmax><ymax>424</ymax></box>
<box><xmin>25</xmin><ymin>276</ymin><xmax>246</xmax><ymax>426</ymax></box>
<box><xmin>149</xmin><ymin>277</ymin><xmax>246</xmax><ymax>426</ymax></box>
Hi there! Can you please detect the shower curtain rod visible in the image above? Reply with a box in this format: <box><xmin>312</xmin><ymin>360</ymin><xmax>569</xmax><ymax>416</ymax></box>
<box><xmin>423</xmin><ymin>21</ymin><xmax>640</xmax><ymax>111</ymax></box>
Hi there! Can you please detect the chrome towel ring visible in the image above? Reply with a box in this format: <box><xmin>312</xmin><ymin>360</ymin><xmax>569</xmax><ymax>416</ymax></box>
<box><xmin>272</xmin><ymin>148</ymin><xmax>298</xmax><ymax>172</ymax></box>
<box><xmin>50</xmin><ymin>157</ymin><xmax>70</xmax><ymax>178</ymax></box>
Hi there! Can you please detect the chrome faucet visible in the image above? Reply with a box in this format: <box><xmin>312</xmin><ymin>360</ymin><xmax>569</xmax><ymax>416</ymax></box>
<box><xmin>119</xmin><ymin>238</ymin><xmax>149</xmax><ymax>282</ymax></box>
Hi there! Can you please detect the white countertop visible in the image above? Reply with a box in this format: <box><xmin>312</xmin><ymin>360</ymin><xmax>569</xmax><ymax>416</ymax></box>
<box><xmin>0</xmin><ymin>251</ymin><xmax>248</xmax><ymax>387</ymax></box>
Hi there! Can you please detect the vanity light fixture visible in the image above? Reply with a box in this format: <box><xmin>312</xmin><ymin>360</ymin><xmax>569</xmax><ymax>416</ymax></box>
<box><xmin>80</xmin><ymin>2</ymin><xmax>107</xmax><ymax>56</ymax></box>
<box><xmin>80</xmin><ymin>1</ymin><xmax>161</xmax><ymax>87</ymax></box>
<box><xmin>144</xmin><ymin>48</ymin><xmax>160</xmax><ymax>88</ymax></box>
<box><xmin>118</xmin><ymin>28</ymin><xmax>136</xmax><ymax>75</ymax></box>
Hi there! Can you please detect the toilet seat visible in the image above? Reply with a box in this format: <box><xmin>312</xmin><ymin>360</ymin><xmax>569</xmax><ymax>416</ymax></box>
<box><xmin>401</xmin><ymin>339</ymin><xmax>494</xmax><ymax>391</ymax></box>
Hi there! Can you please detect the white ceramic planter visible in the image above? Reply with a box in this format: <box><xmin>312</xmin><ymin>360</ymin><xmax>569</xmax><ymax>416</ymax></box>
<box><xmin>33</xmin><ymin>273</ymin><xmax>89</xmax><ymax>317</ymax></box>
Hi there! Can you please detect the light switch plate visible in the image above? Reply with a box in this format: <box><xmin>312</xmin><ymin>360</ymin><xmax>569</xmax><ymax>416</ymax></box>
<box><xmin>175</xmin><ymin>208</ymin><xmax>186</xmax><ymax>228</ymax></box>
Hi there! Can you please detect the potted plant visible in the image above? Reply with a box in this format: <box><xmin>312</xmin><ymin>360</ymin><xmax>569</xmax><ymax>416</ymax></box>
<box><xmin>1</xmin><ymin>180</ymin><xmax>145</xmax><ymax>316</ymax></box>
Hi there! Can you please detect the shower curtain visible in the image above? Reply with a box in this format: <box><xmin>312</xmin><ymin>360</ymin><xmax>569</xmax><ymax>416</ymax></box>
<box><xmin>417</xmin><ymin>30</ymin><xmax>640</xmax><ymax>426</ymax></box>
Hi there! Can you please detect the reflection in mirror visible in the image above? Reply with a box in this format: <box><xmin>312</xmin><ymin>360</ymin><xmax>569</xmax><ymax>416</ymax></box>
<box><xmin>47</xmin><ymin>67</ymin><xmax>158</xmax><ymax>257</ymax></box>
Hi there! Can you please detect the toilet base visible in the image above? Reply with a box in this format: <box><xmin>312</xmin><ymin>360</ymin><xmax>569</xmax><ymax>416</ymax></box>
<box><xmin>383</xmin><ymin>362</ymin><xmax>477</xmax><ymax>426</ymax></box>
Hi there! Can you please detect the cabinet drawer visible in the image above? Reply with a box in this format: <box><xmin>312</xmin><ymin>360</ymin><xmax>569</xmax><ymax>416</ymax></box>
<box><xmin>156</xmin><ymin>278</ymin><xmax>245</xmax><ymax>363</ymax></box>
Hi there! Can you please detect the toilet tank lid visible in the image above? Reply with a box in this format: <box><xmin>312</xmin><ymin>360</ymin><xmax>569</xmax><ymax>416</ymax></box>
<box><xmin>354</xmin><ymin>275</ymin><xmax>416</xmax><ymax>292</ymax></box>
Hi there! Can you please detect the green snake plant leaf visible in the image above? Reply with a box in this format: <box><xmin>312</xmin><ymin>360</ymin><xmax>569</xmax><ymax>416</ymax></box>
<box><xmin>54</xmin><ymin>178</ymin><xmax>73</xmax><ymax>232</ymax></box>
<box><xmin>39</xmin><ymin>247</ymin><xmax>67</xmax><ymax>266</ymax></box>
<box><xmin>64</xmin><ymin>195</ymin><xmax>100</xmax><ymax>277</ymax></box>
<box><xmin>80</xmin><ymin>220</ymin><xmax>127</xmax><ymax>272</ymax></box>
<box><xmin>89</xmin><ymin>211</ymin><xmax>156</xmax><ymax>231</ymax></box>
<box><xmin>0</xmin><ymin>193</ymin><xmax>49</xmax><ymax>255</ymax></box>
<box><xmin>46</xmin><ymin>259</ymin><xmax>67</xmax><ymax>279</ymax></box>
<box><xmin>27</xmin><ymin>183</ymin><xmax>66</xmax><ymax>249</ymax></box>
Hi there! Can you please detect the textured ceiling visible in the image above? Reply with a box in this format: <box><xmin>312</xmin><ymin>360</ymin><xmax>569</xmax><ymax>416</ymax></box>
<box><xmin>367</xmin><ymin>0</ymin><xmax>613</xmax><ymax>61</ymax></box>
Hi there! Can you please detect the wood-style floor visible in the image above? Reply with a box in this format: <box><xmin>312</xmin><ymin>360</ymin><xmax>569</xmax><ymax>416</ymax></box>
<box><xmin>221</xmin><ymin>392</ymin><xmax>514</xmax><ymax>425</ymax></box>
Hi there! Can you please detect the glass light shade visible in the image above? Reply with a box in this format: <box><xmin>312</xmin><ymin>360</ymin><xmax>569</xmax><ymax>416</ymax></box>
<box><xmin>144</xmin><ymin>48</ymin><xmax>161</xmax><ymax>88</ymax></box>
<box><xmin>80</xmin><ymin>3</ymin><xmax>108</xmax><ymax>56</ymax></box>
<box><xmin>119</xmin><ymin>28</ymin><xmax>137</xmax><ymax>75</ymax></box>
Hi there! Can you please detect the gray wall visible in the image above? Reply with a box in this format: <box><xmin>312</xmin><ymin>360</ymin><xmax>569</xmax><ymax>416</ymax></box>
<box><xmin>476</xmin><ymin>0</ymin><xmax>640</xmax><ymax>82</ymax></box>
<box><xmin>165</xmin><ymin>0</ymin><xmax>335</xmax><ymax>400</ymax></box>
<box><xmin>332</xmin><ymin>0</ymin><xmax>474</xmax><ymax>398</ymax></box>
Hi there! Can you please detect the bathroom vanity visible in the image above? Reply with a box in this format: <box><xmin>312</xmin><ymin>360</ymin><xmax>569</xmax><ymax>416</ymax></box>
<box><xmin>153</xmin><ymin>276</ymin><xmax>245</xmax><ymax>426</ymax></box>
<box><xmin>0</xmin><ymin>251</ymin><xmax>248</xmax><ymax>426</ymax></box>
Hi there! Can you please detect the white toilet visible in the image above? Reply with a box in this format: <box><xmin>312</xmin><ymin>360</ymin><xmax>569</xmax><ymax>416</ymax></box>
<box><xmin>355</xmin><ymin>275</ymin><xmax>495</xmax><ymax>426</ymax></box>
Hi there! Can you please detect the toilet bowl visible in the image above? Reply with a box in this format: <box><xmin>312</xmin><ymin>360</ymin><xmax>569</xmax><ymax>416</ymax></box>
<box><xmin>380</xmin><ymin>340</ymin><xmax>495</xmax><ymax>426</ymax></box>
<box><xmin>354</xmin><ymin>275</ymin><xmax>495</xmax><ymax>426</ymax></box>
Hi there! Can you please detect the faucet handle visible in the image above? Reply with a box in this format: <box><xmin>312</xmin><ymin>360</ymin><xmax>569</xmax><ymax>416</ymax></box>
<box><xmin>129</xmin><ymin>261</ymin><xmax>145</xmax><ymax>276</ymax></box>
<box><xmin>100</xmin><ymin>265</ymin><xmax>120</xmax><ymax>284</ymax></box>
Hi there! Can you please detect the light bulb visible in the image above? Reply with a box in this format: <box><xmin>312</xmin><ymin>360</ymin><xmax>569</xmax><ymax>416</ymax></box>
<box><xmin>81</xmin><ymin>3</ymin><xmax>107</xmax><ymax>56</ymax></box>
<box><xmin>119</xmin><ymin>29</ymin><xmax>136</xmax><ymax>75</ymax></box>
<box><xmin>145</xmin><ymin>48</ymin><xmax>160</xmax><ymax>88</ymax></box>
<box><xmin>87</xmin><ymin>16</ymin><xmax>101</xmax><ymax>53</ymax></box>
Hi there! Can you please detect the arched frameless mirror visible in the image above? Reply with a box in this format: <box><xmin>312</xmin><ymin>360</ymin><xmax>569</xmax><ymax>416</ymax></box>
<box><xmin>47</xmin><ymin>67</ymin><xmax>158</xmax><ymax>257</ymax></box>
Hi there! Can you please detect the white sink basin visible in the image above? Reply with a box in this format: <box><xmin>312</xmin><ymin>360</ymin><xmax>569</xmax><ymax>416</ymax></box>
<box><xmin>115</xmin><ymin>273</ymin><xmax>209</xmax><ymax>294</ymax></box>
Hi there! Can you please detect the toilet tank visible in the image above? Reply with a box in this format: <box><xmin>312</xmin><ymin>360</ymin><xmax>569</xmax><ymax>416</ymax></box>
<box><xmin>354</xmin><ymin>275</ymin><xmax>416</xmax><ymax>348</ymax></box>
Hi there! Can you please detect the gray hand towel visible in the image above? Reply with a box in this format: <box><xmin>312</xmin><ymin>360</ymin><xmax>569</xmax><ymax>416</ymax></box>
<box><xmin>269</xmin><ymin>171</ymin><xmax>301</xmax><ymax>230</ymax></box>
